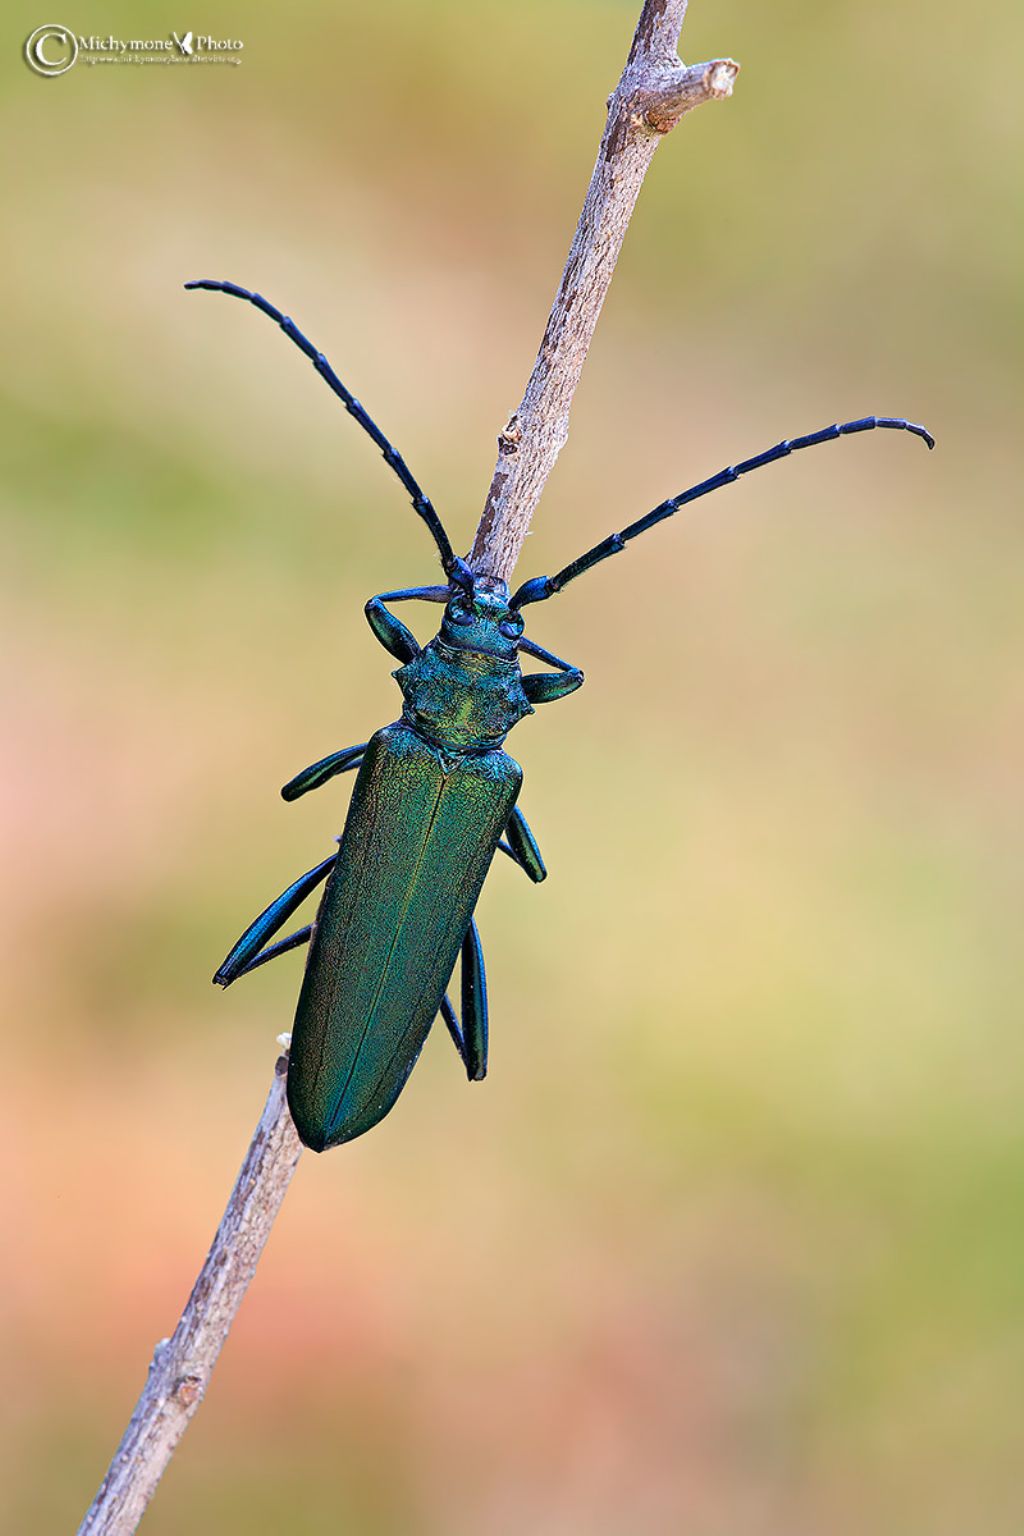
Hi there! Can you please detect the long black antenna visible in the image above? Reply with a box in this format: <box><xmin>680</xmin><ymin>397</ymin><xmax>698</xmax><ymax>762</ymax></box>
<box><xmin>511</xmin><ymin>415</ymin><xmax>934</xmax><ymax>609</ymax></box>
<box><xmin>185</xmin><ymin>280</ymin><xmax>471</xmax><ymax>587</ymax></box>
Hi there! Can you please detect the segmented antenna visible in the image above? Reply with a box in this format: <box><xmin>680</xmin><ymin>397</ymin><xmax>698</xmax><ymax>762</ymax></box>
<box><xmin>511</xmin><ymin>415</ymin><xmax>934</xmax><ymax>608</ymax></box>
<box><xmin>185</xmin><ymin>279</ymin><xmax>471</xmax><ymax>587</ymax></box>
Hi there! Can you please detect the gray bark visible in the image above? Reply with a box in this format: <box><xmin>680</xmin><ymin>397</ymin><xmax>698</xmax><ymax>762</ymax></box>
<box><xmin>77</xmin><ymin>1047</ymin><xmax>302</xmax><ymax>1536</ymax></box>
<box><xmin>469</xmin><ymin>3</ymin><xmax>737</xmax><ymax>581</ymax></box>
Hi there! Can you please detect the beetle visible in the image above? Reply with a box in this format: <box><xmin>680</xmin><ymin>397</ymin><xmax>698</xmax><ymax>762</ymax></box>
<box><xmin>187</xmin><ymin>278</ymin><xmax>933</xmax><ymax>1151</ymax></box>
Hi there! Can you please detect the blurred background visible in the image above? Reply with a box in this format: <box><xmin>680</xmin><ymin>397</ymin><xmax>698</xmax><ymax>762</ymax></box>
<box><xmin>2</xmin><ymin>1</ymin><xmax>1022</xmax><ymax>1531</ymax></box>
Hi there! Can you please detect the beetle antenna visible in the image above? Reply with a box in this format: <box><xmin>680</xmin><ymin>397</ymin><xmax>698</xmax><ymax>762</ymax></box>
<box><xmin>184</xmin><ymin>279</ymin><xmax>470</xmax><ymax>587</ymax></box>
<box><xmin>510</xmin><ymin>415</ymin><xmax>935</xmax><ymax>609</ymax></box>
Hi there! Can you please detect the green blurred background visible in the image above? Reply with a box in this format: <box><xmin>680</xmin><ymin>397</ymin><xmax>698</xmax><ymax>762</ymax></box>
<box><xmin>2</xmin><ymin>1</ymin><xmax>1022</xmax><ymax>1531</ymax></box>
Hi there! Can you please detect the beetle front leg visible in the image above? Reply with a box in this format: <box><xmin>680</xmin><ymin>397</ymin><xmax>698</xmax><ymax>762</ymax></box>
<box><xmin>439</xmin><ymin>918</ymin><xmax>488</xmax><ymax>1081</ymax></box>
<box><xmin>519</xmin><ymin>636</ymin><xmax>584</xmax><ymax>705</ymax></box>
<box><xmin>364</xmin><ymin>585</ymin><xmax>449</xmax><ymax>663</ymax></box>
<box><xmin>522</xmin><ymin>668</ymin><xmax>584</xmax><ymax>704</ymax></box>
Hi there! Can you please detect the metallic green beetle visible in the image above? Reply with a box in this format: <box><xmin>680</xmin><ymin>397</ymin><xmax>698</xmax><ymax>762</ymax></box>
<box><xmin>191</xmin><ymin>278</ymin><xmax>933</xmax><ymax>1151</ymax></box>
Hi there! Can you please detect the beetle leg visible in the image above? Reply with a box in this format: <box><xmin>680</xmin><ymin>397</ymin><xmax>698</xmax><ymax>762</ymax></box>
<box><xmin>231</xmin><ymin>924</ymin><xmax>313</xmax><ymax>981</ymax></box>
<box><xmin>523</xmin><ymin>668</ymin><xmax>584</xmax><ymax>704</ymax></box>
<box><xmin>518</xmin><ymin>636</ymin><xmax>585</xmax><ymax>705</ymax></box>
<box><xmin>438</xmin><ymin>919</ymin><xmax>488</xmax><ymax>1081</ymax></box>
<box><xmin>497</xmin><ymin>806</ymin><xmax>547</xmax><ymax>882</ymax></box>
<box><xmin>281</xmin><ymin>743</ymin><xmax>365</xmax><ymax>802</ymax></box>
<box><xmin>460</xmin><ymin>919</ymin><xmax>488</xmax><ymax>1081</ymax></box>
<box><xmin>364</xmin><ymin>585</ymin><xmax>449</xmax><ymax>664</ymax></box>
<box><xmin>439</xmin><ymin>993</ymin><xmax>465</xmax><ymax>1061</ymax></box>
<box><xmin>214</xmin><ymin>853</ymin><xmax>336</xmax><ymax>987</ymax></box>
<box><xmin>365</xmin><ymin>597</ymin><xmax>420</xmax><ymax>662</ymax></box>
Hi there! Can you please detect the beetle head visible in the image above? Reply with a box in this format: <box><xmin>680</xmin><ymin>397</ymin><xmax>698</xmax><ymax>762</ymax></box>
<box><xmin>440</xmin><ymin>578</ymin><xmax>524</xmax><ymax>661</ymax></box>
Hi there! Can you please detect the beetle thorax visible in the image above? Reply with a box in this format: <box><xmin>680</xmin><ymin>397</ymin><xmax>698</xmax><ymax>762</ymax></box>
<box><xmin>395</xmin><ymin>637</ymin><xmax>532</xmax><ymax>752</ymax></box>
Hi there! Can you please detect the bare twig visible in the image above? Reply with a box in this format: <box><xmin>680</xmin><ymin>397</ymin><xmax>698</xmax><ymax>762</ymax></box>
<box><xmin>469</xmin><ymin>1</ymin><xmax>738</xmax><ymax>582</ymax></box>
<box><xmin>77</xmin><ymin>1045</ymin><xmax>303</xmax><ymax>1536</ymax></box>
<box><xmin>78</xmin><ymin>5</ymin><xmax>736</xmax><ymax>1531</ymax></box>
<box><xmin>642</xmin><ymin>57</ymin><xmax>741</xmax><ymax>132</ymax></box>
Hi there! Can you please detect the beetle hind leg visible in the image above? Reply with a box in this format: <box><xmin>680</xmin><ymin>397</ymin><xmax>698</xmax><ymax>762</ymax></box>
<box><xmin>214</xmin><ymin>853</ymin><xmax>336</xmax><ymax>987</ymax></box>
<box><xmin>439</xmin><ymin>918</ymin><xmax>488</xmax><ymax>1081</ymax></box>
<box><xmin>228</xmin><ymin>923</ymin><xmax>313</xmax><ymax>983</ymax></box>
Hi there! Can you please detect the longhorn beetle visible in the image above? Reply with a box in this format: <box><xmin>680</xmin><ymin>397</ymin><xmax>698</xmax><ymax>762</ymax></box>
<box><xmin>187</xmin><ymin>278</ymin><xmax>933</xmax><ymax>1152</ymax></box>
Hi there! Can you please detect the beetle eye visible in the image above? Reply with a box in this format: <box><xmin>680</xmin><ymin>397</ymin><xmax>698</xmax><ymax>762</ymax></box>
<box><xmin>498</xmin><ymin>620</ymin><xmax>521</xmax><ymax>639</ymax></box>
<box><xmin>448</xmin><ymin>605</ymin><xmax>473</xmax><ymax>625</ymax></box>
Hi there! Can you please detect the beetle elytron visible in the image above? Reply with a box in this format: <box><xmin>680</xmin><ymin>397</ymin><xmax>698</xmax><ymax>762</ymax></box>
<box><xmin>187</xmin><ymin>278</ymin><xmax>933</xmax><ymax>1151</ymax></box>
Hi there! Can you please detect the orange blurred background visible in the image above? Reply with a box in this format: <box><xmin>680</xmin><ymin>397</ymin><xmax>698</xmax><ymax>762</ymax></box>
<box><xmin>2</xmin><ymin>1</ymin><xmax>1022</xmax><ymax>1531</ymax></box>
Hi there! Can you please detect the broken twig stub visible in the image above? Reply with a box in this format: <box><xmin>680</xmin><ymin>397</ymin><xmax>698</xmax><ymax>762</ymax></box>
<box><xmin>470</xmin><ymin>1</ymin><xmax>738</xmax><ymax>583</ymax></box>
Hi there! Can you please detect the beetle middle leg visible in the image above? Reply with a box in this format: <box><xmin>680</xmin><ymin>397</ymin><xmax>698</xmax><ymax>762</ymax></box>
<box><xmin>440</xmin><ymin>918</ymin><xmax>488</xmax><ymax>1081</ymax></box>
<box><xmin>214</xmin><ymin>852</ymin><xmax>336</xmax><ymax>987</ymax></box>
<box><xmin>281</xmin><ymin>743</ymin><xmax>366</xmax><ymax>802</ymax></box>
<box><xmin>497</xmin><ymin>805</ymin><xmax>547</xmax><ymax>882</ymax></box>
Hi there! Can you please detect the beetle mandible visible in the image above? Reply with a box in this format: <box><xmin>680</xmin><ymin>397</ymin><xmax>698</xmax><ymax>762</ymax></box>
<box><xmin>187</xmin><ymin>278</ymin><xmax>933</xmax><ymax>1152</ymax></box>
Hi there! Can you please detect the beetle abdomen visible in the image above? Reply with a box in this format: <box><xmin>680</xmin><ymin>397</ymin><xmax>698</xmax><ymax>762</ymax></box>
<box><xmin>287</xmin><ymin>722</ymin><xmax>521</xmax><ymax>1150</ymax></box>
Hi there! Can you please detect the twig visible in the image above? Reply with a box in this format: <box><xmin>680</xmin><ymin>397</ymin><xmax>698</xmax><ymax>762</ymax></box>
<box><xmin>77</xmin><ymin>5</ymin><xmax>736</xmax><ymax>1531</ymax></box>
<box><xmin>469</xmin><ymin>2</ymin><xmax>738</xmax><ymax>582</ymax></box>
<box><xmin>77</xmin><ymin>1045</ymin><xmax>303</xmax><ymax>1536</ymax></box>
